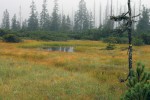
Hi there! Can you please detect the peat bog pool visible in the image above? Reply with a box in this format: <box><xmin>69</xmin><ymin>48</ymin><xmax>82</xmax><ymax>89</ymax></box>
<box><xmin>41</xmin><ymin>46</ymin><xmax>74</xmax><ymax>52</ymax></box>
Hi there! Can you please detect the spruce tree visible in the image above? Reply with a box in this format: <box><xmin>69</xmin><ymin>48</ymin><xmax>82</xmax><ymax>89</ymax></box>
<box><xmin>60</xmin><ymin>15</ymin><xmax>71</xmax><ymax>32</ymax></box>
<box><xmin>89</xmin><ymin>11</ymin><xmax>94</xmax><ymax>29</ymax></box>
<box><xmin>51</xmin><ymin>0</ymin><xmax>60</xmax><ymax>31</ymax></box>
<box><xmin>28</xmin><ymin>0</ymin><xmax>39</xmax><ymax>31</ymax></box>
<box><xmin>121</xmin><ymin>63</ymin><xmax>150</xmax><ymax>100</ymax></box>
<box><xmin>1</xmin><ymin>9</ymin><xmax>10</xmax><ymax>30</ymax></box>
<box><xmin>74</xmin><ymin>0</ymin><xmax>89</xmax><ymax>32</ymax></box>
<box><xmin>66</xmin><ymin>15</ymin><xmax>72</xmax><ymax>31</ymax></box>
<box><xmin>40</xmin><ymin>0</ymin><xmax>50</xmax><ymax>31</ymax></box>
<box><xmin>11</xmin><ymin>14</ymin><xmax>20</xmax><ymax>31</ymax></box>
<box><xmin>61</xmin><ymin>15</ymin><xmax>67</xmax><ymax>32</ymax></box>
<box><xmin>22</xmin><ymin>19</ymin><xmax>28</xmax><ymax>31</ymax></box>
<box><xmin>137</xmin><ymin>6</ymin><xmax>150</xmax><ymax>33</ymax></box>
<box><xmin>11</xmin><ymin>14</ymin><xmax>17</xmax><ymax>31</ymax></box>
<box><xmin>103</xmin><ymin>0</ymin><xmax>114</xmax><ymax>31</ymax></box>
<box><xmin>16</xmin><ymin>21</ymin><xmax>21</xmax><ymax>30</ymax></box>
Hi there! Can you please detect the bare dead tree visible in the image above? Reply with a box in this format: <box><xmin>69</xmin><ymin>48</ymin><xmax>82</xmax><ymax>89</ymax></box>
<box><xmin>93</xmin><ymin>0</ymin><xmax>96</xmax><ymax>27</ymax></box>
<box><xmin>110</xmin><ymin>0</ymin><xmax>113</xmax><ymax>16</ymax></box>
<box><xmin>139</xmin><ymin>0</ymin><xmax>141</xmax><ymax>18</ymax></box>
<box><xmin>128</xmin><ymin>0</ymin><xmax>133</xmax><ymax>80</ymax></box>
<box><xmin>99</xmin><ymin>2</ymin><xmax>102</xmax><ymax>27</ymax></box>
<box><xmin>110</xmin><ymin>0</ymin><xmax>140</xmax><ymax>82</ymax></box>
<box><xmin>19</xmin><ymin>5</ymin><xmax>22</xmax><ymax>28</ymax></box>
<box><xmin>104</xmin><ymin>0</ymin><xmax>109</xmax><ymax>25</ymax></box>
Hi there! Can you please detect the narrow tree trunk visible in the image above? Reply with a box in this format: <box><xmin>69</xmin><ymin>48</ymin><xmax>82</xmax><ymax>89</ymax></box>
<box><xmin>139</xmin><ymin>0</ymin><xmax>141</xmax><ymax>18</ymax></box>
<box><xmin>93</xmin><ymin>0</ymin><xmax>96</xmax><ymax>27</ymax></box>
<box><xmin>99</xmin><ymin>2</ymin><xmax>102</xmax><ymax>27</ymax></box>
<box><xmin>133</xmin><ymin>4</ymin><xmax>136</xmax><ymax>30</ymax></box>
<box><xmin>128</xmin><ymin>0</ymin><xmax>132</xmax><ymax>78</ymax></box>
<box><xmin>105</xmin><ymin>0</ymin><xmax>109</xmax><ymax>24</ymax></box>
<box><xmin>19</xmin><ymin>5</ymin><xmax>22</xmax><ymax>28</ymax></box>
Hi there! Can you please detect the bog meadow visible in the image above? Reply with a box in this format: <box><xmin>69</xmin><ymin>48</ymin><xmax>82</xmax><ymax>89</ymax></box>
<box><xmin>0</xmin><ymin>40</ymin><xmax>150</xmax><ymax>99</ymax></box>
<box><xmin>0</xmin><ymin>0</ymin><xmax>150</xmax><ymax>100</ymax></box>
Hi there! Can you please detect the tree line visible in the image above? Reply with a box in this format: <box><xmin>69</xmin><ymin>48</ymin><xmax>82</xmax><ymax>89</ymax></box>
<box><xmin>0</xmin><ymin>0</ymin><xmax>150</xmax><ymax>44</ymax></box>
<box><xmin>1</xmin><ymin>0</ymin><xmax>94</xmax><ymax>32</ymax></box>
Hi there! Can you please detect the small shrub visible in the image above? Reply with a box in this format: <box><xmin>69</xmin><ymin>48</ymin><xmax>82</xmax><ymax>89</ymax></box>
<box><xmin>103</xmin><ymin>37</ymin><xmax>128</xmax><ymax>44</ymax></box>
<box><xmin>141</xmin><ymin>34</ymin><xmax>150</xmax><ymax>45</ymax></box>
<box><xmin>133</xmin><ymin>38</ymin><xmax>144</xmax><ymax>46</ymax></box>
<box><xmin>106</xmin><ymin>43</ymin><xmax>116</xmax><ymax>50</ymax></box>
<box><xmin>115</xmin><ymin>37</ymin><xmax>128</xmax><ymax>44</ymax></box>
<box><xmin>103</xmin><ymin>37</ymin><xmax>117</xmax><ymax>44</ymax></box>
<box><xmin>0</xmin><ymin>29</ymin><xmax>7</xmax><ymax>36</ymax></box>
<box><xmin>3</xmin><ymin>34</ymin><xmax>21</xmax><ymax>43</ymax></box>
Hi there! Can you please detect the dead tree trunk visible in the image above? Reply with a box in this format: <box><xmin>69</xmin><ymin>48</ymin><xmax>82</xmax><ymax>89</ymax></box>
<box><xmin>128</xmin><ymin>0</ymin><xmax>132</xmax><ymax>78</ymax></box>
<box><xmin>110</xmin><ymin>0</ymin><xmax>140</xmax><ymax>82</ymax></box>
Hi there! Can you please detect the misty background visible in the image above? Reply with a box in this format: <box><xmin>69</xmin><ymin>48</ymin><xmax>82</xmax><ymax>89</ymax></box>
<box><xmin>0</xmin><ymin>0</ymin><xmax>150</xmax><ymax>27</ymax></box>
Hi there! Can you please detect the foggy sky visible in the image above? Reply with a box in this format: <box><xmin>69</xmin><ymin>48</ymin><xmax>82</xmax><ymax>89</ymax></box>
<box><xmin>0</xmin><ymin>0</ymin><xmax>150</xmax><ymax>26</ymax></box>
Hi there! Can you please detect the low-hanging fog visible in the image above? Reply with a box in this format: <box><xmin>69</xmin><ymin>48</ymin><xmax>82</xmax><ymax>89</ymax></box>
<box><xmin>0</xmin><ymin>0</ymin><xmax>150</xmax><ymax>27</ymax></box>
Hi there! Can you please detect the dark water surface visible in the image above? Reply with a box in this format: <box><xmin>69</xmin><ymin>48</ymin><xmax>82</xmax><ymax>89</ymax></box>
<box><xmin>42</xmin><ymin>47</ymin><xmax>74</xmax><ymax>52</ymax></box>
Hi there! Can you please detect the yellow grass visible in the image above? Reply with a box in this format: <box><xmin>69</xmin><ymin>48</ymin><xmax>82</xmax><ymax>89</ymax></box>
<box><xmin>0</xmin><ymin>40</ymin><xmax>149</xmax><ymax>100</ymax></box>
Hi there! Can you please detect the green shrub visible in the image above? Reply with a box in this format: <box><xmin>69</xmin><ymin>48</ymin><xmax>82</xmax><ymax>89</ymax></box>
<box><xmin>141</xmin><ymin>34</ymin><xmax>150</xmax><ymax>45</ymax></box>
<box><xmin>103</xmin><ymin>37</ymin><xmax>117</xmax><ymax>44</ymax></box>
<box><xmin>103</xmin><ymin>37</ymin><xmax>128</xmax><ymax>44</ymax></box>
<box><xmin>106</xmin><ymin>43</ymin><xmax>116</xmax><ymax>50</ymax></box>
<box><xmin>121</xmin><ymin>63</ymin><xmax>150</xmax><ymax>100</ymax></box>
<box><xmin>17</xmin><ymin>31</ymin><xmax>70</xmax><ymax>41</ymax></box>
<box><xmin>115</xmin><ymin>37</ymin><xmax>128</xmax><ymax>44</ymax></box>
<box><xmin>3</xmin><ymin>34</ymin><xmax>22</xmax><ymax>43</ymax></box>
<box><xmin>0</xmin><ymin>29</ymin><xmax>7</xmax><ymax>36</ymax></box>
<box><xmin>133</xmin><ymin>38</ymin><xmax>144</xmax><ymax>46</ymax></box>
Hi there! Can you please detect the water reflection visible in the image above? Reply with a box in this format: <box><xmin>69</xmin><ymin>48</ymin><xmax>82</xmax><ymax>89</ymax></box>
<box><xmin>42</xmin><ymin>47</ymin><xmax>74</xmax><ymax>52</ymax></box>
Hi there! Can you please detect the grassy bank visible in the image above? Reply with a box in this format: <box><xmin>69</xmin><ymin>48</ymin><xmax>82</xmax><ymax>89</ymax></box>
<box><xmin>0</xmin><ymin>40</ymin><xmax>149</xmax><ymax>100</ymax></box>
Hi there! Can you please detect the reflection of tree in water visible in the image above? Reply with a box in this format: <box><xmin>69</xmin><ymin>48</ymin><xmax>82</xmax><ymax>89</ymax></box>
<box><xmin>44</xmin><ymin>47</ymin><xmax>74</xmax><ymax>52</ymax></box>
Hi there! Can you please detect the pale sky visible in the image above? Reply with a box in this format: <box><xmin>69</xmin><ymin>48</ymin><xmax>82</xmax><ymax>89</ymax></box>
<box><xmin>0</xmin><ymin>0</ymin><xmax>150</xmax><ymax>26</ymax></box>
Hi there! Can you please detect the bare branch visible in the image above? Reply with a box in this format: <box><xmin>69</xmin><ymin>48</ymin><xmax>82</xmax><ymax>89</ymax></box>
<box><xmin>110</xmin><ymin>12</ymin><xmax>129</xmax><ymax>22</ymax></box>
<box><xmin>132</xmin><ymin>13</ymin><xmax>141</xmax><ymax>18</ymax></box>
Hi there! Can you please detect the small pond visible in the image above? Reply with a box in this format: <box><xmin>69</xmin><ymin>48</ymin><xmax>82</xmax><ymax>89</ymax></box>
<box><xmin>42</xmin><ymin>46</ymin><xmax>74</xmax><ymax>52</ymax></box>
